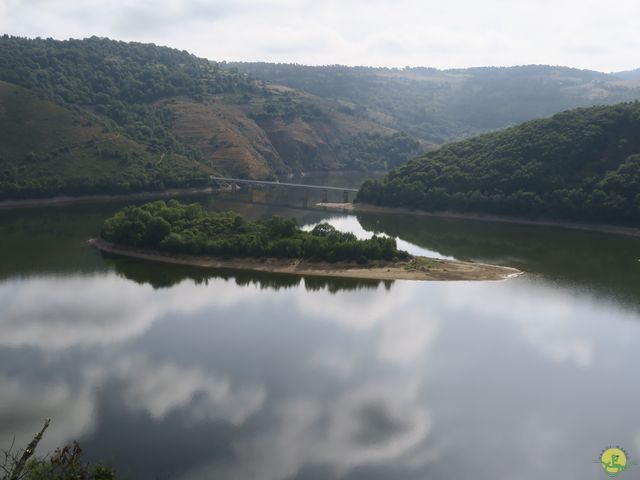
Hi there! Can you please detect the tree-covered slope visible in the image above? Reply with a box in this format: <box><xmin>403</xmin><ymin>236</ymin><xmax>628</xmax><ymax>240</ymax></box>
<box><xmin>0</xmin><ymin>81</ymin><xmax>217</xmax><ymax>199</ymax></box>
<box><xmin>357</xmin><ymin>102</ymin><xmax>640</xmax><ymax>225</ymax></box>
<box><xmin>0</xmin><ymin>35</ymin><xmax>255</xmax><ymax>155</ymax></box>
<box><xmin>231</xmin><ymin>63</ymin><xmax>640</xmax><ymax>143</ymax></box>
<box><xmin>0</xmin><ymin>36</ymin><xmax>420</xmax><ymax>200</ymax></box>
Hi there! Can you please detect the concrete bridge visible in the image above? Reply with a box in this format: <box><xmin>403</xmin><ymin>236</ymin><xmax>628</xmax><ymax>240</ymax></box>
<box><xmin>210</xmin><ymin>176</ymin><xmax>359</xmax><ymax>205</ymax></box>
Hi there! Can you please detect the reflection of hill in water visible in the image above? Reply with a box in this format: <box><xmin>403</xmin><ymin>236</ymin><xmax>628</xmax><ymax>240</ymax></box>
<box><xmin>108</xmin><ymin>255</ymin><xmax>388</xmax><ymax>293</ymax></box>
<box><xmin>0</xmin><ymin>204</ymin><xmax>113</xmax><ymax>280</ymax></box>
<box><xmin>358</xmin><ymin>213</ymin><xmax>640</xmax><ymax>307</ymax></box>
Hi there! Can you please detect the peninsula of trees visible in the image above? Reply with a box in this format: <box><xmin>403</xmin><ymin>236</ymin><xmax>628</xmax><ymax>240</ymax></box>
<box><xmin>357</xmin><ymin>102</ymin><xmax>640</xmax><ymax>226</ymax></box>
<box><xmin>95</xmin><ymin>200</ymin><xmax>520</xmax><ymax>281</ymax></box>
<box><xmin>101</xmin><ymin>200</ymin><xmax>408</xmax><ymax>263</ymax></box>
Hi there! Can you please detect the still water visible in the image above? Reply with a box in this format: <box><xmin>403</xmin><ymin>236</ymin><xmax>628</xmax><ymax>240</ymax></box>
<box><xmin>1</xmin><ymin>197</ymin><xmax>639</xmax><ymax>480</ymax></box>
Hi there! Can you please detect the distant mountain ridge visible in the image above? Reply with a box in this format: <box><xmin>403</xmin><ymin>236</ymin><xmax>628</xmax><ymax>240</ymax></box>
<box><xmin>613</xmin><ymin>68</ymin><xmax>640</xmax><ymax>80</ymax></box>
<box><xmin>231</xmin><ymin>62</ymin><xmax>640</xmax><ymax>143</ymax></box>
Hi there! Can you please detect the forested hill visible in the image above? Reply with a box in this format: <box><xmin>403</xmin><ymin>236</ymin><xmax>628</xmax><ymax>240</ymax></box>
<box><xmin>231</xmin><ymin>63</ymin><xmax>640</xmax><ymax>143</ymax></box>
<box><xmin>357</xmin><ymin>102</ymin><xmax>640</xmax><ymax>226</ymax></box>
<box><xmin>0</xmin><ymin>36</ymin><xmax>420</xmax><ymax>200</ymax></box>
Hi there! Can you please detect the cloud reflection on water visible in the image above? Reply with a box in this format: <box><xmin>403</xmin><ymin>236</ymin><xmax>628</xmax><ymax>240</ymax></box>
<box><xmin>181</xmin><ymin>376</ymin><xmax>433</xmax><ymax>480</ymax></box>
<box><xmin>439</xmin><ymin>278</ymin><xmax>596</xmax><ymax>367</ymax></box>
<box><xmin>1</xmin><ymin>266</ymin><xmax>638</xmax><ymax>478</ymax></box>
<box><xmin>0</xmin><ymin>375</ymin><xmax>95</xmax><ymax>451</ymax></box>
<box><xmin>0</xmin><ymin>274</ymin><xmax>257</xmax><ymax>350</ymax></box>
<box><xmin>87</xmin><ymin>355</ymin><xmax>265</xmax><ymax>426</ymax></box>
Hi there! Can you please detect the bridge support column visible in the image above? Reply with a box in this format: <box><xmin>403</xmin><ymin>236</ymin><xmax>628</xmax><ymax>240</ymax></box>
<box><xmin>322</xmin><ymin>189</ymin><xmax>328</xmax><ymax>203</ymax></box>
<box><xmin>302</xmin><ymin>191</ymin><xmax>309</xmax><ymax>209</ymax></box>
<box><xmin>248</xmin><ymin>184</ymin><xmax>254</xmax><ymax>203</ymax></box>
<box><xmin>232</xmin><ymin>183</ymin><xmax>237</xmax><ymax>193</ymax></box>
<box><xmin>343</xmin><ymin>190</ymin><xmax>349</xmax><ymax>203</ymax></box>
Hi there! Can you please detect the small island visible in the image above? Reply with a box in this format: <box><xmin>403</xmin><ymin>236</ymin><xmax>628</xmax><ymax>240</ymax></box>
<box><xmin>90</xmin><ymin>200</ymin><xmax>521</xmax><ymax>281</ymax></box>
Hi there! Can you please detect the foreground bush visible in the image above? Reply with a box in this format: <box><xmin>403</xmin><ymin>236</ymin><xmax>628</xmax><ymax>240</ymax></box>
<box><xmin>1</xmin><ymin>420</ymin><xmax>116</xmax><ymax>480</ymax></box>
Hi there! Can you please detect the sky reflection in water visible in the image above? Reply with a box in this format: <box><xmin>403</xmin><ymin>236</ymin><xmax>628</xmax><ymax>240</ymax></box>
<box><xmin>0</xmin><ymin>205</ymin><xmax>639</xmax><ymax>479</ymax></box>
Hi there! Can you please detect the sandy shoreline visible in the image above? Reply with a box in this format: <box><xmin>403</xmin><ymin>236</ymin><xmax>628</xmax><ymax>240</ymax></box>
<box><xmin>318</xmin><ymin>202</ymin><xmax>640</xmax><ymax>238</ymax></box>
<box><xmin>89</xmin><ymin>238</ymin><xmax>521</xmax><ymax>282</ymax></box>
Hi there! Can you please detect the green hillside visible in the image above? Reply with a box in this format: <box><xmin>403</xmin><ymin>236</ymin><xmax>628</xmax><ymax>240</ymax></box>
<box><xmin>357</xmin><ymin>102</ymin><xmax>640</xmax><ymax>225</ymax></box>
<box><xmin>0</xmin><ymin>81</ymin><xmax>216</xmax><ymax>199</ymax></box>
<box><xmin>0</xmin><ymin>36</ymin><xmax>421</xmax><ymax>200</ymax></box>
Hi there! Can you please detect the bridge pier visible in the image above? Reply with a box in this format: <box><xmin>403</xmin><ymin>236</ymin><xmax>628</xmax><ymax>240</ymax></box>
<box><xmin>302</xmin><ymin>191</ymin><xmax>309</xmax><ymax>209</ymax></box>
<box><xmin>322</xmin><ymin>189</ymin><xmax>328</xmax><ymax>203</ymax></box>
<box><xmin>343</xmin><ymin>190</ymin><xmax>349</xmax><ymax>203</ymax></box>
<box><xmin>247</xmin><ymin>184</ymin><xmax>254</xmax><ymax>203</ymax></box>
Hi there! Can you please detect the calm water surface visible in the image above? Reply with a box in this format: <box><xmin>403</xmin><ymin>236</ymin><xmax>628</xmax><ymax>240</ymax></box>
<box><xmin>1</xmin><ymin>197</ymin><xmax>639</xmax><ymax>480</ymax></box>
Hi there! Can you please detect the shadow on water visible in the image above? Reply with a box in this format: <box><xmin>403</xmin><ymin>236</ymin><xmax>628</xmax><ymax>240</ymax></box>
<box><xmin>0</xmin><ymin>203</ymin><xmax>115</xmax><ymax>279</ymax></box>
<box><xmin>357</xmin><ymin>212</ymin><xmax>640</xmax><ymax>306</ymax></box>
<box><xmin>105</xmin><ymin>254</ymin><xmax>390</xmax><ymax>293</ymax></box>
<box><xmin>0</xmin><ymin>196</ymin><xmax>215</xmax><ymax>279</ymax></box>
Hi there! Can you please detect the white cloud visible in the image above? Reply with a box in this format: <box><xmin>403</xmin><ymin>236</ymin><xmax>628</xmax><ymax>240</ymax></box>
<box><xmin>0</xmin><ymin>0</ymin><xmax>638</xmax><ymax>71</ymax></box>
<box><xmin>0</xmin><ymin>375</ymin><xmax>95</xmax><ymax>452</ymax></box>
<box><xmin>103</xmin><ymin>356</ymin><xmax>265</xmax><ymax>425</ymax></box>
<box><xmin>0</xmin><ymin>353</ymin><xmax>265</xmax><ymax>456</ymax></box>
<box><xmin>441</xmin><ymin>280</ymin><xmax>597</xmax><ymax>367</ymax></box>
<box><xmin>310</xmin><ymin>348</ymin><xmax>360</xmax><ymax>380</ymax></box>
<box><xmin>0</xmin><ymin>273</ymin><xmax>256</xmax><ymax>350</ymax></box>
<box><xmin>377</xmin><ymin>311</ymin><xmax>439</xmax><ymax>365</ymax></box>
<box><xmin>180</xmin><ymin>376</ymin><xmax>432</xmax><ymax>480</ymax></box>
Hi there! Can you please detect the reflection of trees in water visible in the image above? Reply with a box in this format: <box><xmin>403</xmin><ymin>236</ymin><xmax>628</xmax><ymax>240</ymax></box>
<box><xmin>358</xmin><ymin>213</ymin><xmax>640</xmax><ymax>308</ymax></box>
<box><xmin>110</xmin><ymin>257</ymin><xmax>211</xmax><ymax>289</ymax></box>
<box><xmin>0</xmin><ymin>206</ymin><xmax>110</xmax><ymax>280</ymax></box>
<box><xmin>108</xmin><ymin>255</ymin><xmax>390</xmax><ymax>293</ymax></box>
<box><xmin>304</xmin><ymin>276</ymin><xmax>390</xmax><ymax>293</ymax></box>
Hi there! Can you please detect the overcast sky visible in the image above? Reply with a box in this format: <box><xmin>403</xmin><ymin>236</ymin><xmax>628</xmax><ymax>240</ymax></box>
<box><xmin>1</xmin><ymin>0</ymin><xmax>638</xmax><ymax>72</ymax></box>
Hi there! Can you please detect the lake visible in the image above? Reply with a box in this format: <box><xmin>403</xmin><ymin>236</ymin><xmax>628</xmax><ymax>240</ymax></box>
<box><xmin>1</xmin><ymin>195</ymin><xmax>639</xmax><ymax>479</ymax></box>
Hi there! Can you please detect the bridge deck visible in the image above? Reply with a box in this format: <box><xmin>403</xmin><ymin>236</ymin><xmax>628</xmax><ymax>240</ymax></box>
<box><xmin>210</xmin><ymin>176</ymin><xmax>359</xmax><ymax>192</ymax></box>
